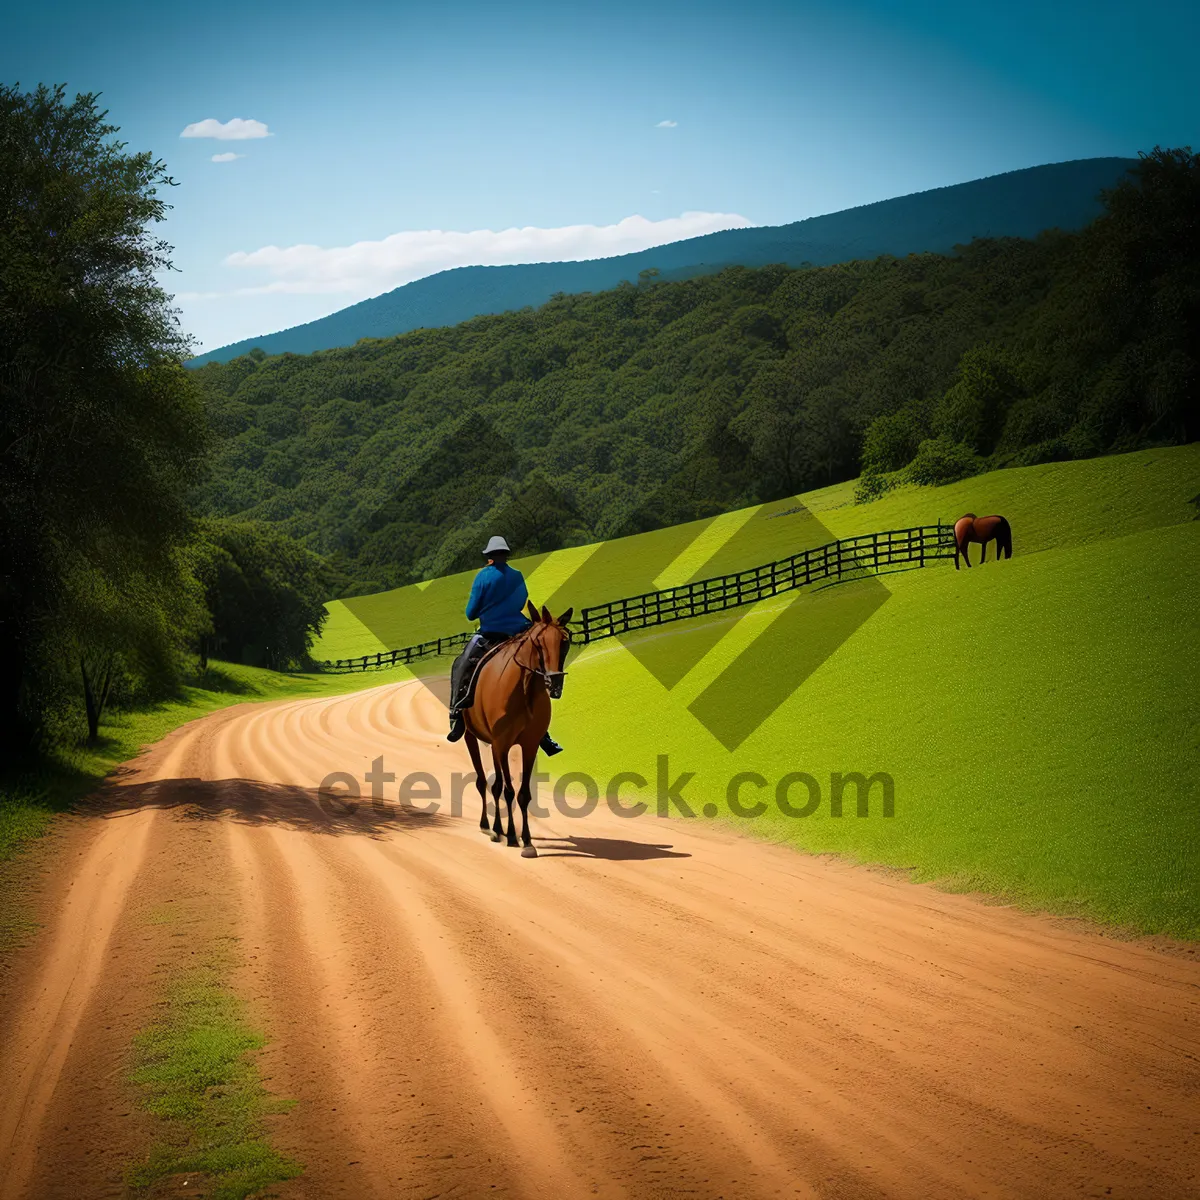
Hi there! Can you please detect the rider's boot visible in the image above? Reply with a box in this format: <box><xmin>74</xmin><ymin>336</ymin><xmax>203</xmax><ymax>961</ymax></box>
<box><xmin>539</xmin><ymin>731</ymin><xmax>564</xmax><ymax>756</ymax></box>
<box><xmin>447</xmin><ymin>709</ymin><xmax>465</xmax><ymax>742</ymax></box>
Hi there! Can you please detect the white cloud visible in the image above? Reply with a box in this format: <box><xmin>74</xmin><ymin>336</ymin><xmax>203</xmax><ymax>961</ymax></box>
<box><xmin>211</xmin><ymin>211</ymin><xmax>755</xmax><ymax>300</ymax></box>
<box><xmin>211</xmin><ymin>152</ymin><xmax>244</xmax><ymax>163</ymax></box>
<box><xmin>181</xmin><ymin>117</ymin><xmax>271</xmax><ymax>140</ymax></box>
<box><xmin>655</xmin><ymin>119</ymin><xmax>678</xmax><ymax>128</ymax></box>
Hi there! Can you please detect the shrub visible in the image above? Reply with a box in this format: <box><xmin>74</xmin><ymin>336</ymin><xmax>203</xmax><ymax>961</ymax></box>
<box><xmin>904</xmin><ymin>437</ymin><xmax>983</xmax><ymax>485</ymax></box>
<box><xmin>854</xmin><ymin>469</ymin><xmax>899</xmax><ymax>503</ymax></box>
<box><xmin>1010</xmin><ymin>438</ymin><xmax>1072</xmax><ymax>467</ymax></box>
<box><xmin>860</xmin><ymin>408</ymin><xmax>925</xmax><ymax>474</ymax></box>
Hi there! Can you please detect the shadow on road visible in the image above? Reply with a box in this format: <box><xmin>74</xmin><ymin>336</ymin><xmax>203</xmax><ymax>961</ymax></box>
<box><xmin>533</xmin><ymin>834</ymin><xmax>691</xmax><ymax>861</ymax></box>
<box><xmin>91</xmin><ymin>776</ymin><xmax>451</xmax><ymax>838</ymax></box>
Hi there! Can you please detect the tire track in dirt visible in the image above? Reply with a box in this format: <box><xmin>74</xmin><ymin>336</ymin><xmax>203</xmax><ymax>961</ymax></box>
<box><xmin>0</xmin><ymin>805</ymin><xmax>158</xmax><ymax>1198</ymax></box>
<box><xmin>0</xmin><ymin>714</ymin><xmax>217</xmax><ymax>1200</ymax></box>
<box><xmin>2</xmin><ymin>677</ymin><xmax>1199</xmax><ymax>1199</ymax></box>
<box><xmin>218</xmin><ymin>690</ymin><xmax>527</xmax><ymax>1198</ymax></box>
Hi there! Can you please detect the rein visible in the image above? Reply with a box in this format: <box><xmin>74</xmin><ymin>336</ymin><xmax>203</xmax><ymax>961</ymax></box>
<box><xmin>510</xmin><ymin>623</ymin><xmax>570</xmax><ymax>695</ymax></box>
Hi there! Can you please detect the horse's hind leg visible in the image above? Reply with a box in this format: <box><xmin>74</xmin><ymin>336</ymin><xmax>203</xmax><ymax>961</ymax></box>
<box><xmin>495</xmin><ymin>743</ymin><xmax>519</xmax><ymax>847</ymax></box>
<box><xmin>489</xmin><ymin>747</ymin><xmax>505</xmax><ymax>841</ymax></box>
<box><xmin>465</xmin><ymin>733</ymin><xmax>490</xmax><ymax>834</ymax></box>
<box><xmin>979</xmin><ymin>540</ymin><xmax>987</xmax><ymax>564</ymax></box>
<box><xmin>516</xmin><ymin>741</ymin><xmax>539</xmax><ymax>858</ymax></box>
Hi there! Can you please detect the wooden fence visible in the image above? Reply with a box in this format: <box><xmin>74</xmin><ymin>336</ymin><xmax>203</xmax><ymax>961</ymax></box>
<box><xmin>577</xmin><ymin>523</ymin><xmax>954</xmax><ymax>644</ymax></box>
<box><xmin>325</xmin><ymin>630</ymin><xmax>474</xmax><ymax>674</ymax></box>
<box><xmin>320</xmin><ymin>523</ymin><xmax>955</xmax><ymax>672</ymax></box>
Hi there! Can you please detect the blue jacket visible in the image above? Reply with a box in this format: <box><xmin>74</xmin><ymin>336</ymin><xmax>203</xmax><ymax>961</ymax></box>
<box><xmin>466</xmin><ymin>563</ymin><xmax>531</xmax><ymax>635</ymax></box>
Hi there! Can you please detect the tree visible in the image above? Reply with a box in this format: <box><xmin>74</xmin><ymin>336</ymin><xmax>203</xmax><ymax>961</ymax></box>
<box><xmin>63</xmin><ymin>551</ymin><xmax>210</xmax><ymax>741</ymax></box>
<box><xmin>195</xmin><ymin>521</ymin><xmax>332</xmax><ymax>669</ymax></box>
<box><xmin>0</xmin><ymin>83</ymin><xmax>209</xmax><ymax>749</ymax></box>
<box><xmin>933</xmin><ymin>346</ymin><xmax>1025</xmax><ymax>454</ymax></box>
<box><xmin>860</xmin><ymin>407</ymin><xmax>926</xmax><ymax>475</ymax></box>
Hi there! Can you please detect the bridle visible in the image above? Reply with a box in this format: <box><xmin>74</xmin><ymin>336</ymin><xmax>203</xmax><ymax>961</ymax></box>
<box><xmin>515</xmin><ymin>623</ymin><xmax>570</xmax><ymax>698</ymax></box>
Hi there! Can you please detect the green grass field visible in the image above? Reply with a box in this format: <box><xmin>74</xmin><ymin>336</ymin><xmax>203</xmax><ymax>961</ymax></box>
<box><xmin>315</xmin><ymin>445</ymin><xmax>1200</xmax><ymax>660</ymax></box>
<box><xmin>532</xmin><ymin>446</ymin><xmax>1200</xmax><ymax>938</ymax></box>
<box><xmin>320</xmin><ymin>445</ymin><xmax>1200</xmax><ymax>938</ymax></box>
<box><xmin>550</xmin><ymin>519</ymin><xmax>1198</xmax><ymax>934</ymax></box>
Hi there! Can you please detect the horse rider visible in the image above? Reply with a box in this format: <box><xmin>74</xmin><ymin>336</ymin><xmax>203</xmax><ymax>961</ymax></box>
<box><xmin>446</xmin><ymin>535</ymin><xmax>563</xmax><ymax>755</ymax></box>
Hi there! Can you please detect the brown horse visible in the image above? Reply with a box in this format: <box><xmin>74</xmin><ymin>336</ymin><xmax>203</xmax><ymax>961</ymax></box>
<box><xmin>954</xmin><ymin>513</ymin><xmax>1013</xmax><ymax>569</ymax></box>
<box><xmin>462</xmin><ymin>602</ymin><xmax>573</xmax><ymax>857</ymax></box>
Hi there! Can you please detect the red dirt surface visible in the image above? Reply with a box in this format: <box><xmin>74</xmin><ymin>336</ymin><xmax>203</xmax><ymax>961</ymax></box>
<box><xmin>2</xmin><ymin>678</ymin><xmax>1198</xmax><ymax>1198</ymax></box>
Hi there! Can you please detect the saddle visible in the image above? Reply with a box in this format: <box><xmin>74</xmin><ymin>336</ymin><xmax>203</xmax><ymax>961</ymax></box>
<box><xmin>453</xmin><ymin>636</ymin><xmax>513</xmax><ymax>712</ymax></box>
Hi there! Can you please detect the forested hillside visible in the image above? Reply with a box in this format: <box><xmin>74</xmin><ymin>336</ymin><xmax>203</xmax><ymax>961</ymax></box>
<box><xmin>190</xmin><ymin>157</ymin><xmax>1133</xmax><ymax>364</ymax></box>
<box><xmin>191</xmin><ymin>148</ymin><xmax>1198</xmax><ymax>596</ymax></box>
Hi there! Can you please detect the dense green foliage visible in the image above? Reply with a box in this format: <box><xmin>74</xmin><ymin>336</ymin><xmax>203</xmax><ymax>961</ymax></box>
<box><xmin>0</xmin><ymin>83</ymin><xmax>211</xmax><ymax>750</ymax></box>
<box><xmin>857</xmin><ymin>146</ymin><xmax>1200</xmax><ymax>499</ymax></box>
<box><xmin>0</xmin><ymin>86</ymin><xmax>336</xmax><ymax>756</ymax></box>
<box><xmin>191</xmin><ymin>149</ymin><xmax>1198</xmax><ymax>594</ymax></box>
<box><xmin>194</xmin><ymin>519</ymin><xmax>332</xmax><ymax>669</ymax></box>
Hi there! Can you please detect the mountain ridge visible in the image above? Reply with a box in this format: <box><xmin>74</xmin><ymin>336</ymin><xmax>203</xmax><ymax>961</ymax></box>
<box><xmin>188</xmin><ymin>156</ymin><xmax>1137</xmax><ymax>366</ymax></box>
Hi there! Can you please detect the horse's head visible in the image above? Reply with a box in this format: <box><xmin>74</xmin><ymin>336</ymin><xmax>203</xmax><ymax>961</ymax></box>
<box><xmin>524</xmin><ymin>601</ymin><xmax>573</xmax><ymax>698</ymax></box>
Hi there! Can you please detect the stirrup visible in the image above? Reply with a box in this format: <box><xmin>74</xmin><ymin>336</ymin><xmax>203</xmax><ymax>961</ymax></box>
<box><xmin>539</xmin><ymin>732</ymin><xmax>564</xmax><ymax>756</ymax></box>
<box><xmin>447</xmin><ymin>711</ymin><xmax>465</xmax><ymax>743</ymax></box>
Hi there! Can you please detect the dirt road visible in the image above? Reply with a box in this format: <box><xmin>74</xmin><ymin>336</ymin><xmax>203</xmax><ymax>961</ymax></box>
<box><xmin>2</xmin><ymin>677</ymin><xmax>1198</xmax><ymax>1199</ymax></box>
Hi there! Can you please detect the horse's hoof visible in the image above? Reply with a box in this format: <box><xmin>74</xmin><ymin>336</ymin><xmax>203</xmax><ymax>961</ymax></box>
<box><xmin>521</xmin><ymin>846</ymin><xmax>538</xmax><ymax>859</ymax></box>
<box><xmin>490</xmin><ymin>832</ymin><xmax>503</xmax><ymax>842</ymax></box>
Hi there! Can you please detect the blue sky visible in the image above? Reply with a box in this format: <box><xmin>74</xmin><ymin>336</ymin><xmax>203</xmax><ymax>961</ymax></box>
<box><xmin>4</xmin><ymin>0</ymin><xmax>1196</xmax><ymax>350</ymax></box>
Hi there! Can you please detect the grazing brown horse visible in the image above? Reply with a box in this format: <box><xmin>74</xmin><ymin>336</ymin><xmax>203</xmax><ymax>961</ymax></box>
<box><xmin>462</xmin><ymin>602</ymin><xmax>573</xmax><ymax>857</ymax></box>
<box><xmin>954</xmin><ymin>513</ymin><xmax>1013</xmax><ymax>569</ymax></box>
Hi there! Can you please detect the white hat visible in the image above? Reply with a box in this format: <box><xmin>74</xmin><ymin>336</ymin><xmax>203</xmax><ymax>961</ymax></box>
<box><xmin>482</xmin><ymin>535</ymin><xmax>511</xmax><ymax>555</ymax></box>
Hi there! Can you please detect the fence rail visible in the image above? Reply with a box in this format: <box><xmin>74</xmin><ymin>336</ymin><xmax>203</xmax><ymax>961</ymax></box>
<box><xmin>577</xmin><ymin>523</ymin><xmax>954</xmax><ymax>644</ymax></box>
<box><xmin>319</xmin><ymin>522</ymin><xmax>955</xmax><ymax>673</ymax></box>
<box><xmin>323</xmin><ymin>630</ymin><xmax>474</xmax><ymax>674</ymax></box>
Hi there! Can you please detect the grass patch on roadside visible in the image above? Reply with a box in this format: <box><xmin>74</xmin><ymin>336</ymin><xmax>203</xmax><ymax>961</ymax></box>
<box><xmin>127</xmin><ymin>958</ymin><xmax>301</xmax><ymax>1199</ymax></box>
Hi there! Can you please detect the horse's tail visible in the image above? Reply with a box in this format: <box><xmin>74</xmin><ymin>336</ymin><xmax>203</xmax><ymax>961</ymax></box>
<box><xmin>998</xmin><ymin>516</ymin><xmax>1013</xmax><ymax>559</ymax></box>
